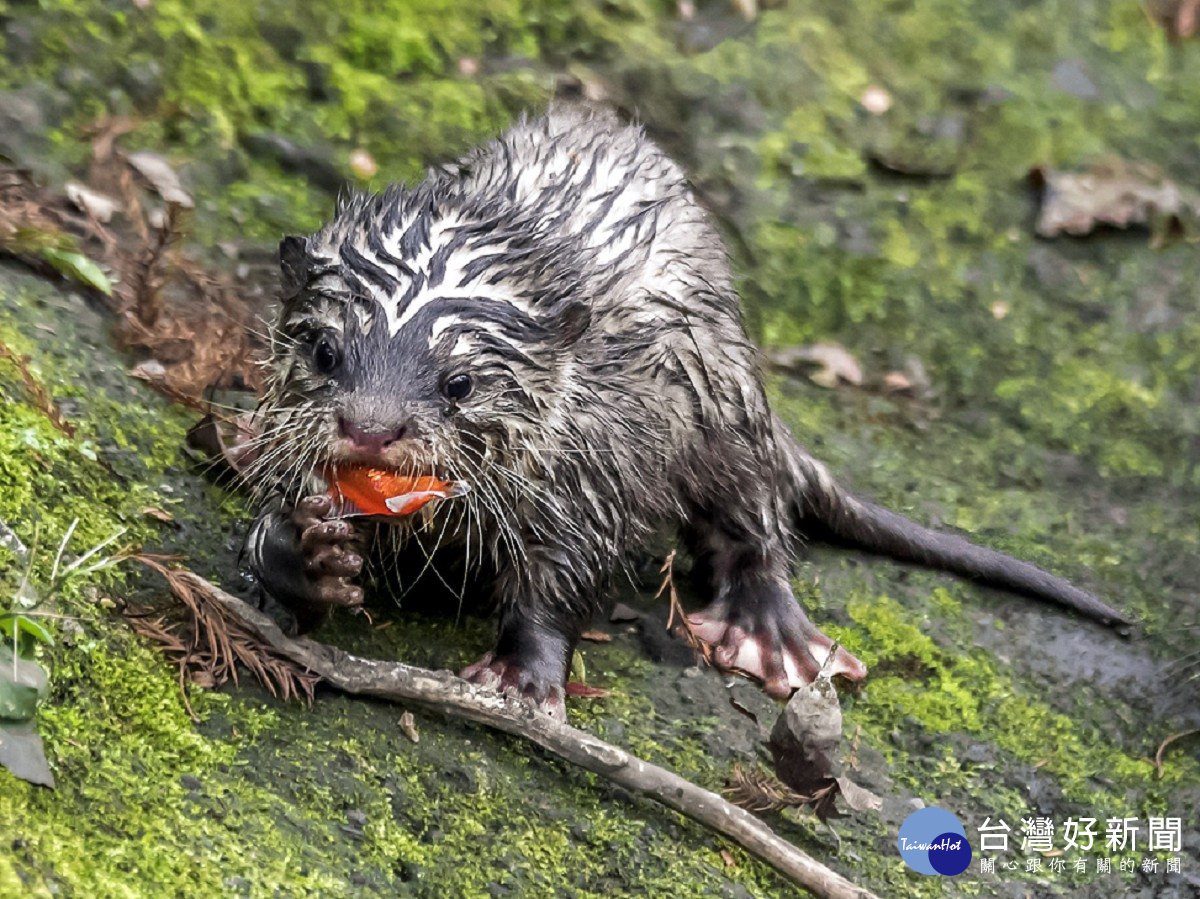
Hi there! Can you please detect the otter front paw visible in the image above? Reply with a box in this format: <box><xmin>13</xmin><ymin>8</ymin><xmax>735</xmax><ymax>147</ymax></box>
<box><xmin>686</xmin><ymin>586</ymin><xmax>867</xmax><ymax>698</ymax></box>
<box><xmin>293</xmin><ymin>495</ymin><xmax>364</xmax><ymax>608</ymax></box>
<box><xmin>461</xmin><ymin>653</ymin><xmax>567</xmax><ymax>721</ymax></box>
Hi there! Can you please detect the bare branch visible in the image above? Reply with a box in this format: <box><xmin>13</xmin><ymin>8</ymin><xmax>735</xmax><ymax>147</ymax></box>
<box><xmin>164</xmin><ymin>568</ymin><xmax>879</xmax><ymax>899</ymax></box>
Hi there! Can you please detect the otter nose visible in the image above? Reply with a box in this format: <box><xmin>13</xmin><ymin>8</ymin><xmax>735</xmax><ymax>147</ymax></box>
<box><xmin>338</xmin><ymin>416</ymin><xmax>409</xmax><ymax>453</ymax></box>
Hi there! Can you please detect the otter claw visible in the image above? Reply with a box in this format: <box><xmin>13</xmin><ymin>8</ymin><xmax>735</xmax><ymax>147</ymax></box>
<box><xmin>461</xmin><ymin>654</ymin><xmax>567</xmax><ymax>721</ymax></box>
<box><xmin>287</xmin><ymin>494</ymin><xmax>364</xmax><ymax>608</ymax></box>
<box><xmin>686</xmin><ymin>600</ymin><xmax>867</xmax><ymax>697</ymax></box>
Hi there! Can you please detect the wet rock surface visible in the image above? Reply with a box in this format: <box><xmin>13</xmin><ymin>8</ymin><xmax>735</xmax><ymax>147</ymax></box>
<box><xmin>1</xmin><ymin>1</ymin><xmax>1199</xmax><ymax>897</ymax></box>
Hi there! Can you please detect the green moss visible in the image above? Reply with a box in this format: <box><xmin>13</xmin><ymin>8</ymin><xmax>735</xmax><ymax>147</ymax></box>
<box><xmin>831</xmin><ymin>591</ymin><xmax>1189</xmax><ymax>809</ymax></box>
<box><xmin>3</xmin><ymin>0</ymin><xmax>1200</xmax><ymax>894</ymax></box>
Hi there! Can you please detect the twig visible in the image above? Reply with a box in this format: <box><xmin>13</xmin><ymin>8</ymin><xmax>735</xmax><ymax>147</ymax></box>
<box><xmin>132</xmin><ymin>557</ymin><xmax>319</xmax><ymax>720</ymax></box>
<box><xmin>659</xmin><ymin>548</ymin><xmax>713</xmax><ymax>666</ymax></box>
<box><xmin>0</xmin><ymin>341</ymin><xmax>76</xmax><ymax>437</ymax></box>
<box><xmin>175</xmin><ymin>569</ymin><xmax>878</xmax><ymax>899</ymax></box>
<box><xmin>1153</xmin><ymin>729</ymin><xmax>1200</xmax><ymax>778</ymax></box>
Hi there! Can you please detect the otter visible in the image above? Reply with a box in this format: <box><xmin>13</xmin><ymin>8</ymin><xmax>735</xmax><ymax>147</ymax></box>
<box><xmin>242</xmin><ymin>106</ymin><xmax>1129</xmax><ymax>718</ymax></box>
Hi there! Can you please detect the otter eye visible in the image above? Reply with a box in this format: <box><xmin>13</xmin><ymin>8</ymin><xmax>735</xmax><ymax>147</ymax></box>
<box><xmin>444</xmin><ymin>373</ymin><xmax>473</xmax><ymax>402</ymax></box>
<box><xmin>312</xmin><ymin>334</ymin><xmax>341</xmax><ymax>375</ymax></box>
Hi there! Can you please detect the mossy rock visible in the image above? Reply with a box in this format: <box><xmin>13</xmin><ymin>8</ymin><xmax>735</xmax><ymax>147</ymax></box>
<box><xmin>2</xmin><ymin>0</ymin><xmax>1199</xmax><ymax>895</ymax></box>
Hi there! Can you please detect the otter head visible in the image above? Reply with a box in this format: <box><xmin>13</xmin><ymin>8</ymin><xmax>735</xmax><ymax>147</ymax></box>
<box><xmin>252</xmin><ymin>186</ymin><xmax>590</xmax><ymax>509</ymax></box>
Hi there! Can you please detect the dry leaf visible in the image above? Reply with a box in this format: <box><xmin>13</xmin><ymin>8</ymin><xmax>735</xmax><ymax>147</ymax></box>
<box><xmin>731</xmin><ymin>0</ymin><xmax>757</xmax><ymax>20</ymax></box>
<box><xmin>833</xmin><ymin>775</ymin><xmax>882</xmax><ymax>813</ymax></box>
<box><xmin>882</xmin><ymin>371</ymin><xmax>913</xmax><ymax>394</ymax></box>
<box><xmin>1031</xmin><ymin>159</ymin><xmax>1200</xmax><ymax>239</ymax></box>
<box><xmin>141</xmin><ymin>506</ymin><xmax>174</xmax><ymax>522</ymax></box>
<box><xmin>766</xmin><ymin>342</ymin><xmax>863</xmax><ymax>389</ymax></box>
<box><xmin>1146</xmin><ymin>0</ymin><xmax>1200</xmax><ymax>39</ymax></box>
<box><xmin>564</xmin><ymin>682</ymin><xmax>610</xmax><ymax>698</ymax></box>
<box><xmin>129</xmin><ymin>359</ymin><xmax>167</xmax><ymax>382</ymax></box>
<box><xmin>399</xmin><ymin>711</ymin><xmax>420</xmax><ymax>744</ymax></box>
<box><xmin>580</xmin><ymin>629</ymin><xmax>612</xmax><ymax>643</ymax></box>
<box><xmin>126</xmin><ymin>151</ymin><xmax>194</xmax><ymax>208</ymax></box>
<box><xmin>767</xmin><ymin>666</ymin><xmax>880</xmax><ymax>822</ymax></box>
<box><xmin>719</xmin><ymin>849</ymin><xmax>737</xmax><ymax>868</ymax></box>
<box><xmin>65</xmin><ymin>182</ymin><xmax>121</xmax><ymax>223</ymax></box>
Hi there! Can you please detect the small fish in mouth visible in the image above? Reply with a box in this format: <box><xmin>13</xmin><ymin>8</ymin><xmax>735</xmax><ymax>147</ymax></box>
<box><xmin>321</xmin><ymin>465</ymin><xmax>469</xmax><ymax>518</ymax></box>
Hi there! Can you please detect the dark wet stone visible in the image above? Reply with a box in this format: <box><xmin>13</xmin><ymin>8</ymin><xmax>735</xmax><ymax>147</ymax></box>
<box><xmin>962</xmin><ymin>743</ymin><xmax>994</xmax><ymax>764</ymax></box>
<box><xmin>602</xmin><ymin>718</ymin><xmax>625</xmax><ymax>741</ymax></box>
<box><xmin>0</xmin><ymin>89</ymin><xmax>44</xmax><ymax>145</ymax></box>
<box><xmin>1027</xmin><ymin>244</ymin><xmax>1077</xmax><ymax>291</ymax></box>
<box><xmin>260</xmin><ymin>24</ymin><xmax>305</xmax><ymax>60</ymax></box>
<box><xmin>398</xmin><ymin>862</ymin><xmax>426</xmax><ymax>883</ymax></box>
<box><xmin>302</xmin><ymin>61</ymin><xmax>337</xmax><ymax>103</ymax></box>
<box><xmin>609</xmin><ymin>601</ymin><xmax>642</xmax><ymax>622</ymax></box>
<box><xmin>720</xmin><ymin>883</ymin><xmax>755</xmax><ymax>899</ymax></box>
<box><xmin>837</xmin><ymin>222</ymin><xmax>877</xmax><ymax>257</ymax></box>
<box><xmin>0</xmin><ymin>84</ymin><xmax>71</xmax><ymax>179</ymax></box>
<box><xmin>180</xmin><ymin>775</ymin><xmax>203</xmax><ymax>791</ymax></box>
<box><xmin>345</xmin><ymin>808</ymin><xmax>368</xmax><ymax>827</ymax></box>
<box><xmin>2</xmin><ymin>18</ymin><xmax>37</xmax><ymax>66</ymax></box>
<box><xmin>337</xmin><ymin>824</ymin><xmax>365</xmax><ymax>840</ymax></box>
<box><xmin>443</xmin><ymin>764</ymin><xmax>479</xmax><ymax>794</ymax></box>
<box><xmin>1051</xmin><ymin>59</ymin><xmax>1100</xmax><ymax>100</ymax></box>
<box><xmin>119</xmin><ymin>59</ymin><xmax>164</xmax><ymax>106</ymax></box>
<box><xmin>636</xmin><ymin>615</ymin><xmax>694</xmax><ymax>666</ymax></box>
<box><xmin>240</xmin><ymin>132</ymin><xmax>347</xmax><ymax>194</ymax></box>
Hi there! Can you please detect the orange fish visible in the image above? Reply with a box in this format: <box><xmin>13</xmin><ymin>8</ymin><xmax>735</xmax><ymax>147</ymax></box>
<box><xmin>324</xmin><ymin>466</ymin><xmax>468</xmax><ymax>517</ymax></box>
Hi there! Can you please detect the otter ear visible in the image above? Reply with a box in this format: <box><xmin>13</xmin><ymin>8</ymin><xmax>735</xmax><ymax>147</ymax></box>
<box><xmin>279</xmin><ymin>236</ymin><xmax>309</xmax><ymax>297</ymax></box>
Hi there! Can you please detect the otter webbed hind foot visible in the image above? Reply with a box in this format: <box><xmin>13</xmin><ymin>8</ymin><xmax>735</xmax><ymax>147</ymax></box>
<box><xmin>460</xmin><ymin>609</ymin><xmax>575</xmax><ymax>721</ymax></box>
<box><xmin>686</xmin><ymin>583</ymin><xmax>867</xmax><ymax>697</ymax></box>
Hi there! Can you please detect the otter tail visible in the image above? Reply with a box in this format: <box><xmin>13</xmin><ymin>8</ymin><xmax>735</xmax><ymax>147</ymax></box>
<box><xmin>777</xmin><ymin>428</ymin><xmax>1132</xmax><ymax>630</ymax></box>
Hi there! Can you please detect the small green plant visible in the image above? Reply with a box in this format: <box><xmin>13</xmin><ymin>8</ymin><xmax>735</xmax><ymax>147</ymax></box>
<box><xmin>1</xmin><ymin>518</ymin><xmax>126</xmax><ymax>787</ymax></box>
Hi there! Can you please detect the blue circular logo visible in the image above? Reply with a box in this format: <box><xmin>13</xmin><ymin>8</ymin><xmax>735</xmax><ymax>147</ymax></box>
<box><xmin>897</xmin><ymin>807</ymin><xmax>972</xmax><ymax>876</ymax></box>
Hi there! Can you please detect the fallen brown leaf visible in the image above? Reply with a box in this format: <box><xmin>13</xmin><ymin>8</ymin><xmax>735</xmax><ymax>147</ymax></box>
<box><xmin>65</xmin><ymin>182</ymin><xmax>121</xmax><ymax>223</ymax></box>
<box><xmin>564</xmin><ymin>682</ymin><xmax>610</xmax><ymax>698</ymax></box>
<box><xmin>580</xmin><ymin>629</ymin><xmax>612</xmax><ymax>643</ymax></box>
<box><xmin>1031</xmin><ymin>159</ymin><xmax>1200</xmax><ymax>241</ymax></box>
<box><xmin>126</xmin><ymin>151</ymin><xmax>194</xmax><ymax>209</ymax></box>
<box><xmin>881</xmin><ymin>371</ymin><xmax>913</xmax><ymax>395</ymax></box>
<box><xmin>765</xmin><ymin>343</ymin><xmax>863</xmax><ymax>389</ymax></box>
<box><xmin>1145</xmin><ymin>0</ymin><xmax>1200</xmax><ymax>39</ymax></box>
<box><xmin>399</xmin><ymin>710</ymin><xmax>420</xmax><ymax>744</ymax></box>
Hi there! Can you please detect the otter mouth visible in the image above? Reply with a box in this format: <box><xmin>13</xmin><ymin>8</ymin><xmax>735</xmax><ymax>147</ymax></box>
<box><xmin>319</xmin><ymin>464</ymin><xmax>470</xmax><ymax>518</ymax></box>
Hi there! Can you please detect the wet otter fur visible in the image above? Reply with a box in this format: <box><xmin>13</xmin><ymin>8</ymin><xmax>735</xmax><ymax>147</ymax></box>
<box><xmin>243</xmin><ymin>106</ymin><xmax>1129</xmax><ymax>718</ymax></box>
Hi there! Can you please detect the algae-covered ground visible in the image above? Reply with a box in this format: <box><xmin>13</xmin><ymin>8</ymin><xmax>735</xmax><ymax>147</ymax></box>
<box><xmin>1</xmin><ymin>0</ymin><xmax>1199</xmax><ymax>896</ymax></box>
